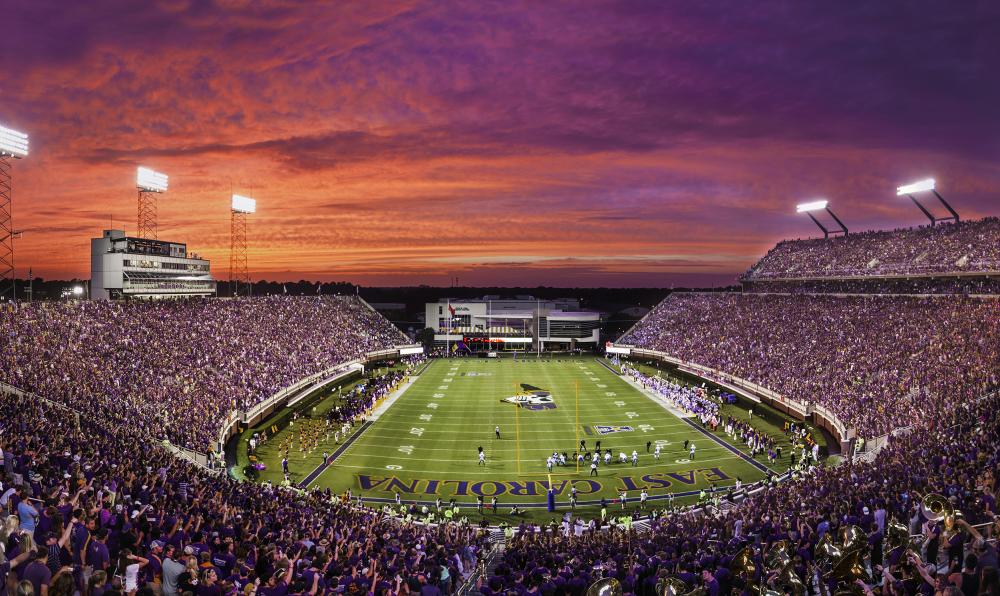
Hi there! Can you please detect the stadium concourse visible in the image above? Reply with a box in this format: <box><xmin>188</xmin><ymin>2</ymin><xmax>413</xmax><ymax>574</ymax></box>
<box><xmin>0</xmin><ymin>221</ymin><xmax>996</xmax><ymax>596</ymax></box>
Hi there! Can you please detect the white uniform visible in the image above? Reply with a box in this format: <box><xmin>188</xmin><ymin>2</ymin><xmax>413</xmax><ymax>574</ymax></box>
<box><xmin>654</xmin><ymin>445</ymin><xmax>661</xmax><ymax>459</ymax></box>
<box><xmin>478</xmin><ymin>452</ymin><xmax>486</xmax><ymax>465</ymax></box>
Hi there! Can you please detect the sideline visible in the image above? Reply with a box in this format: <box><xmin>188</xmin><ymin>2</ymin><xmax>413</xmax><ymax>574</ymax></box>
<box><xmin>594</xmin><ymin>357</ymin><xmax>622</xmax><ymax>375</ymax></box>
<box><xmin>621</xmin><ymin>368</ymin><xmax>776</xmax><ymax>475</ymax></box>
<box><xmin>297</xmin><ymin>368</ymin><xmax>424</xmax><ymax>487</ymax></box>
<box><xmin>681</xmin><ymin>418</ymin><xmax>773</xmax><ymax>475</ymax></box>
<box><xmin>619</xmin><ymin>374</ymin><xmax>693</xmax><ymax>419</ymax></box>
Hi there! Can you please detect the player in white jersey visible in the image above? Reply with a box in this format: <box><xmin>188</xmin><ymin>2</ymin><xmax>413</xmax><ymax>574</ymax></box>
<box><xmin>478</xmin><ymin>451</ymin><xmax>486</xmax><ymax>466</ymax></box>
<box><xmin>631</xmin><ymin>451</ymin><xmax>638</xmax><ymax>466</ymax></box>
<box><xmin>689</xmin><ymin>442</ymin><xmax>696</xmax><ymax>459</ymax></box>
<box><xmin>654</xmin><ymin>444</ymin><xmax>662</xmax><ymax>459</ymax></box>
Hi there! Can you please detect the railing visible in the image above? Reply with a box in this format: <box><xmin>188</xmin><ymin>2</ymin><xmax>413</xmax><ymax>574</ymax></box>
<box><xmin>456</xmin><ymin>542</ymin><xmax>504</xmax><ymax>595</ymax></box>
<box><xmin>0</xmin><ymin>381</ymin><xmax>81</xmax><ymax>428</ymax></box>
<box><xmin>0</xmin><ymin>380</ymin><xmax>222</xmax><ymax>472</ymax></box>
<box><xmin>214</xmin><ymin>344</ymin><xmax>424</xmax><ymax>453</ymax></box>
<box><xmin>616</xmin><ymin>346</ymin><xmax>854</xmax><ymax>447</ymax></box>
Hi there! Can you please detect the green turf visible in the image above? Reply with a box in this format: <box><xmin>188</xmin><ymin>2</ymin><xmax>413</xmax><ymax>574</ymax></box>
<box><xmin>247</xmin><ymin>356</ymin><xmax>793</xmax><ymax>522</ymax></box>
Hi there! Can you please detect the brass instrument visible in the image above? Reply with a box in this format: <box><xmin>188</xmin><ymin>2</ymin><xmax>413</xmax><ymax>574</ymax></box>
<box><xmin>657</xmin><ymin>579</ymin><xmax>707</xmax><ymax>596</ymax></box>
<box><xmin>657</xmin><ymin>578</ymin><xmax>690</xmax><ymax>596</ymax></box>
<box><xmin>815</xmin><ymin>533</ymin><xmax>843</xmax><ymax>565</ymax></box>
<box><xmin>828</xmin><ymin>548</ymin><xmax>871</xmax><ymax>584</ymax></box>
<box><xmin>730</xmin><ymin>545</ymin><xmax>758</xmax><ymax>579</ymax></box>
<box><xmin>765</xmin><ymin>540</ymin><xmax>792</xmax><ymax>569</ymax></box>
<box><xmin>587</xmin><ymin>578</ymin><xmax>623</xmax><ymax>596</ymax></box>
<box><xmin>772</xmin><ymin>563</ymin><xmax>806</xmax><ymax>596</ymax></box>
<box><xmin>839</xmin><ymin>525</ymin><xmax>866</xmax><ymax>552</ymax></box>
<box><xmin>831</xmin><ymin>585</ymin><xmax>867</xmax><ymax>596</ymax></box>
<box><xmin>883</xmin><ymin>519</ymin><xmax>911</xmax><ymax>560</ymax></box>
<box><xmin>920</xmin><ymin>494</ymin><xmax>951</xmax><ymax>522</ymax></box>
<box><xmin>920</xmin><ymin>493</ymin><xmax>963</xmax><ymax>537</ymax></box>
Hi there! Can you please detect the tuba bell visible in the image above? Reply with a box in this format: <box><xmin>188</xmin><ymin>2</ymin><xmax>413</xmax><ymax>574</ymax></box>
<box><xmin>884</xmin><ymin>519</ymin><xmax>911</xmax><ymax>560</ymax></box>
<box><xmin>765</xmin><ymin>540</ymin><xmax>792</xmax><ymax>569</ymax></box>
<box><xmin>658</xmin><ymin>578</ymin><xmax>709</xmax><ymax>596</ymax></box>
<box><xmin>921</xmin><ymin>493</ymin><xmax>964</xmax><ymax>537</ymax></box>
<box><xmin>838</xmin><ymin>525</ymin><xmax>866</xmax><ymax>552</ymax></box>
<box><xmin>828</xmin><ymin>548</ymin><xmax>871</xmax><ymax>584</ymax></box>
<box><xmin>772</xmin><ymin>563</ymin><xmax>806</xmax><ymax>596</ymax></box>
<box><xmin>920</xmin><ymin>494</ymin><xmax>952</xmax><ymax>522</ymax></box>
<box><xmin>730</xmin><ymin>545</ymin><xmax>758</xmax><ymax>579</ymax></box>
<box><xmin>587</xmin><ymin>578</ymin><xmax>623</xmax><ymax>596</ymax></box>
<box><xmin>816</xmin><ymin>533</ymin><xmax>842</xmax><ymax>566</ymax></box>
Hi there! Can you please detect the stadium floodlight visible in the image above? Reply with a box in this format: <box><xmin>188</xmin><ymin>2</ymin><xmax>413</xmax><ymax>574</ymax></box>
<box><xmin>0</xmin><ymin>125</ymin><xmax>29</xmax><ymax>158</ymax></box>
<box><xmin>231</xmin><ymin>194</ymin><xmax>256</xmax><ymax>214</ymax></box>
<box><xmin>896</xmin><ymin>178</ymin><xmax>935</xmax><ymax>196</ymax></box>
<box><xmin>230</xmin><ymin>194</ymin><xmax>254</xmax><ymax>296</ymax></box>
<box><xmin>137</xmin><ymin>167</ymin><xmax>168</xmax><ymax>192</ymax></box>
<box><xmin>796</xmin><ymin>200</ymin><xmax>828</xmax><ymax>213</ymax></box>
<box><xmin>896</xmin><ymin>177</ymin><xmax>958</xmax><ymax>226</ymax></box>
<box><xmin>795</xmin><ymin>199</ymin><xmax>847</xmax><ymax>239</ymax></box>
<box><xmin>0</xmin><ymin>123</ymin><xmax>28</xmax><ymax>302</ymax></box>
<box><xmin>72</xmin><ymin>286</ymin><xmax>84</xmax><ymax>296</ymax></box>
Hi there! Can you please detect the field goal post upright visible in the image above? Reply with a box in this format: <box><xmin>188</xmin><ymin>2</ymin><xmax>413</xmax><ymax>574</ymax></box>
<box><xmin>230</xmin><ymin>194</ymin><xmax>255</xmax><ymax>297</ymax></box>
<box><xmin>0</xmin><ymin>124</ymin><xmax>28</xmax><ymax>302</ymax></box>
<box><xmin>575</xmin><ymin>380</ymin><xmax>580</xmax><ymax>473</ymax></box>
<box><xmin>514</xmin><ymin>380</ymin><xmax>521</xmax><ymax>475</ymax></box>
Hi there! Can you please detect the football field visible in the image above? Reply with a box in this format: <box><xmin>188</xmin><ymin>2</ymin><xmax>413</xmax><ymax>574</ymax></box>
<box><xmin>282</xmin><ymin>356</ymin><xmax>777</xmax><ymax>519</ymax></box>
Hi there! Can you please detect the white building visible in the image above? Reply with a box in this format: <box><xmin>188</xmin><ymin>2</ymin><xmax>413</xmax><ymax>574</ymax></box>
<box><xmin>425</xmin><ymin>296</ymin><xmax>601</xmax><ymax>353</ymax></box>
<box><xmin>90</xmin><ymin>229</ymin><xmax>216</xmax><ymax>300</ymax></box>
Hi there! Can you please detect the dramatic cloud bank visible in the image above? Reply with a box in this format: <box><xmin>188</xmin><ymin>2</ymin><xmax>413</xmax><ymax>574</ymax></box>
<box><xmin>3</xmin><ymin>0</ymin><xmax>998</xmax><ymax>285</ymax></box>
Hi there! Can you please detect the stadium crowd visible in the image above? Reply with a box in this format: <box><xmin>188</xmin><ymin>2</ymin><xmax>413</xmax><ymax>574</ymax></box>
<box><xmin>742</xmin><ymin>276</ymin><xmax>1000</xmax><ymax>296</ymax></box>
<box><xmin>492</xmin><ymin>389</ymin><xmax>1000</xmax><ymax>596</ymax></box>
<box><xmin>743</xmin><ymin>218</ymin><xmax>1000</xmax><ymax>281</ymax></box>
<box><xmin>0</xmin><ymin>297</ymin><xmax>407</xmax><ymax>453</ymax></box>
<box><xmin>619</xmin><ymin>293</ymin><xmax>1000</xmax><ymax>438</ymax></box>
<box><xmin>0</xmin><ymin>392</ymin><xmax>489</xmax><ymax>596</ymax></box>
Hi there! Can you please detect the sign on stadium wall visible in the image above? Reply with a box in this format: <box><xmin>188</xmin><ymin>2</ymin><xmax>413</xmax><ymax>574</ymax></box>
<box><xmin>356</xmin><ymin>466</ymin><xmax>732</xmax><ymax>497</ymax></box>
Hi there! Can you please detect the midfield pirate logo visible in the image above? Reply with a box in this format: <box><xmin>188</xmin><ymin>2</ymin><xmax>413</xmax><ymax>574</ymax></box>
<box><xmin>501</xmin><ymin>384</ymin><xmax>557</xmax><ymax>410</ymax></box>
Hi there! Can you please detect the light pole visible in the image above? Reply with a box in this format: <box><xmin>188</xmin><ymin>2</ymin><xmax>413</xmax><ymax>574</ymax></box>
<box><xmin>796</xmin><ymin>200</ymin><xmax>848</xmax><ymax>239</ymax></box>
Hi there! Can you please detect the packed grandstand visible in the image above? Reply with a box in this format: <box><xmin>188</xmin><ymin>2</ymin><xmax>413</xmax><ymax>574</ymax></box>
<box><xmin>1</xmin><ymin>219</ymin><xmax>998</xmax><ymax>596</ymax></box>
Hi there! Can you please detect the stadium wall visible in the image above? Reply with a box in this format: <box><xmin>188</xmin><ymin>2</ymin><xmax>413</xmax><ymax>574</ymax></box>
<box><xmin>611</xmin><ymin>345</ymin><xmax>854</xmax><ymax>453</ymax></box>
<box><xmin>213</xmin><ymin>344</ymin><xmax>423</xmax><ymax>454</ymax></box>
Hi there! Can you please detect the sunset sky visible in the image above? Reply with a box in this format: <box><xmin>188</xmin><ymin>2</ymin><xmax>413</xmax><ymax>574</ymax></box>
<box><xmin>2</xmin><ymin>1</ymin><xmax>998</xmax><ymax>286</ymax></box>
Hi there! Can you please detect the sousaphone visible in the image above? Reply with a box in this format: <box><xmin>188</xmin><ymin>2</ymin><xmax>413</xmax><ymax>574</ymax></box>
<box><xmin>587</xmin><ymin>578</ymin><xmax>623</xmax><ymax>596</ymax></box>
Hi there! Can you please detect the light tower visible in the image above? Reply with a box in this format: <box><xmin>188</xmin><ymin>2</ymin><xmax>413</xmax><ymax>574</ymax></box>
<box><xmin>896</xmin><ymin>178</ymin><xmax>959</xmax><ymax>226</ymax></box>
<box><xmin>230</xmin><ymin>194</ymin><xmax>255</xmax><ymax>297</ymax></box>
<box><xmin>796</xmin><ymin>200</ymin><xmax>848</xmax><ymax>239</ymax></box>
<box><xmin>0</xmin><ymin>124</ymin><xmax>29</xmax><ymax>302</ymax></box>
<box><xmin>136</xmin><ymin>167</ymin><xmax>168</xmax><ymax>239</ymax></box>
